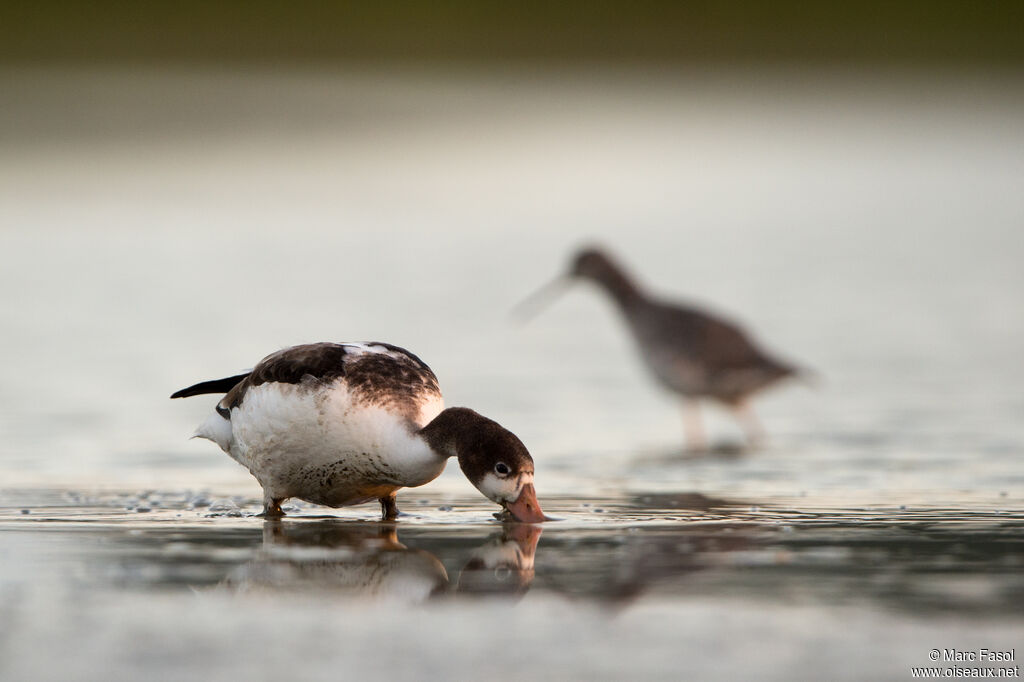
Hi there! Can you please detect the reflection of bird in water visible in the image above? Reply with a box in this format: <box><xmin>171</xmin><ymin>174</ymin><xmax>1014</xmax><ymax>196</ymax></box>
<box><xmin>171</xmin><ymin>342</ymin><xmax>546</xmax><ymax>521</ymax></box>
<box><xmin>456</xmin><ymin>524</ymin><xmax>542</xmax><ymax>598</ymax></box>
<box><xmin>518</xmin><ymin>248</ymin><xmax>806</xmax><ymax>451</ymax></box>
<box><xmin>224</xmin><ymin>521</ymin><xmax>449</xmax><ymax>603</ymax></box>
<box><xmin>223</xmin><ymin>520</ymin><xmax>540</xmax><ymax>602</ymax></box>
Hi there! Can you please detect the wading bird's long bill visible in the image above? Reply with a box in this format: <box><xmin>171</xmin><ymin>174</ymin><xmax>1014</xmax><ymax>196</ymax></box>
<box><xmin>510</xmin><ymin>276</ymin><xmax>573</xmax><ymax>322</ymax></box>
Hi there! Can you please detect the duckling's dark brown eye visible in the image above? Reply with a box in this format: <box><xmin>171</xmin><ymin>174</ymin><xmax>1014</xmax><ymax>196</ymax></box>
<box><xmin>494</xmin><ymin>462</ymin><xmax>510</xmax><ymax>476</ymax></box>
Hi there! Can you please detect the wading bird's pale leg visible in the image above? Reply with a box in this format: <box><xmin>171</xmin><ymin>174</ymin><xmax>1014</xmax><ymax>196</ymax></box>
<box><xmin>683</xmin><ymin>399</ymin><xmax>706</xmax><ymax>452</ymax></box>
<box><xmin>734</xmin><ymin>401</ymin><xmax>766</xmax><ymax>449</ymax></box>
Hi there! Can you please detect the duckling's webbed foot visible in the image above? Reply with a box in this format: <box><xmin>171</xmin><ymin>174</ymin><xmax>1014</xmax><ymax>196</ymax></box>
<box><xmin>380</xmin><ymin>494</ymin><xmax>399</xmax><ymax>521</ymax></box>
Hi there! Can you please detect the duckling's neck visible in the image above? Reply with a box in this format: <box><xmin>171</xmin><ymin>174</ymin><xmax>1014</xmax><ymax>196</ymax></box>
<box><xmin>418</xmin><ymin>407</ymin><xmax>496</xmax><ymax>461</ymax></box>
<box><xmin>418</xmin><ymin>407</ymin><xmax>525</xmax><ymax>490</ymax></box>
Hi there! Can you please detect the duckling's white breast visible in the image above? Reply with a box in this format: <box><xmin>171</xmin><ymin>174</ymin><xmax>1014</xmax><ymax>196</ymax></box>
<box><xmin>227</xmin><ymin>378</ymin><xmax>446</xmax><ymax>505</ymax></box>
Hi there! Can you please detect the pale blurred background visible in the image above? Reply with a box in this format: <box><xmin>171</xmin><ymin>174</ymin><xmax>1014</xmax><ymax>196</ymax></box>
<box><xmin>2</xmin><ymin>2</ymin><xmax>1022</xmax><ymax>498</ymax></box>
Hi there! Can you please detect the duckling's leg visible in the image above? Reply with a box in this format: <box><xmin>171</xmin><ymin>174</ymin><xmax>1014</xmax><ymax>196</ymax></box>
<box><xmin>262</xmin><ymin>496</ymin><xmax>285</xmax><ymax>517</ymax></box>
<box><xmin>682</xmin><ymin>399</ymin><xmax>706</xmax><ymax>452</ymax></box>
<box><xmin>379</xmin><ymin>493</ymin><xmax>399</xmax><ymax>521</ymax></box>
<box><xmin>733</xmin><ymin>401</ymin><xmax>766</xmax><ymax>448</ymax></box>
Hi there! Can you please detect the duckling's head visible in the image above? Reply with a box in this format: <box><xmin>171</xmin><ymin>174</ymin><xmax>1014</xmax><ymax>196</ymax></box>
<box><xmin>421</xmin><ymin>407</ymin><xmax>548</xmax><ymax>523</ymax></box>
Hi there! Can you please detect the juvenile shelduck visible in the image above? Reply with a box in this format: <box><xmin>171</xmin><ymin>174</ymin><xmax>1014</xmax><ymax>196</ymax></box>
<box><xmin>171</xmin><ymin>342</ymin><xmax>547</xmax><ymax>522</ymax></box>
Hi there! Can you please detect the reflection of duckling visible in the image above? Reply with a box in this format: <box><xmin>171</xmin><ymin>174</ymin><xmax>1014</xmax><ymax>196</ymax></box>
<box><xmin>455</xmin><ymin>524</ymin><xmax>542</xmax><ymax>597</ymax></box>
<box><xmin>223</xmin><ymin>520</ymin><xmax>449</xmax><ymax>603</ymax></box>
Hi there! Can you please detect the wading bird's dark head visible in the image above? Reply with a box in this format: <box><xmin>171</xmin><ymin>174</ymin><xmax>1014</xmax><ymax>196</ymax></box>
<box><xmin>569</xmin><ymin>247</ymin><xmax>620</xmax><ymax>282</ymax></box>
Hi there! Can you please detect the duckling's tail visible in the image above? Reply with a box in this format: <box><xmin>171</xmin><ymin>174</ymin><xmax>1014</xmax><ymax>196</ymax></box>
<box><xmin>170</xmin><ymin>373</ymin><xmax>249</xmax><ymax>399</ymax></box>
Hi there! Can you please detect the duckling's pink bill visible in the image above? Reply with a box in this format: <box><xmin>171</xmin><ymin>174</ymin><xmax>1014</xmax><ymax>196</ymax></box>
<box><xmin>504</xmin><ymin>483</ymin><xmax>550</xmax><ymax>523</ymax></box>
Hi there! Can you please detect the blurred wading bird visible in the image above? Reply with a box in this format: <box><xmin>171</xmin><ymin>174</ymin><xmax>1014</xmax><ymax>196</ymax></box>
<box><xmin>171</xmin><ymin>342</ymin><xmax>547</xmax><ymax>522</ymax></box>
<box><xmin>516</xmin><ymin>248</ymin><xmax>806</xmax><ymax>450</ymax></box>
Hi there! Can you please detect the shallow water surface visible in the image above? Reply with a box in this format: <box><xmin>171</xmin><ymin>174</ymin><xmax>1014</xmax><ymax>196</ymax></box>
<box><xmin>2</xmin><ymin>489</ymin><xmax>1024</xmax><ymax>681</ymax></box>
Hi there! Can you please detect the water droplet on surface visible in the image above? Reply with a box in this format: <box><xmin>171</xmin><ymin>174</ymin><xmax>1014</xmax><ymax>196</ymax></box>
<box><xmin>206</xmin><ymin>500</ymin><xmax>243</xmax><ymax>517</ymax></box>
<box><xmin>188</xmin><ymin>494</ymin><xmax>212</xmax><ymax>508</ymax></box>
